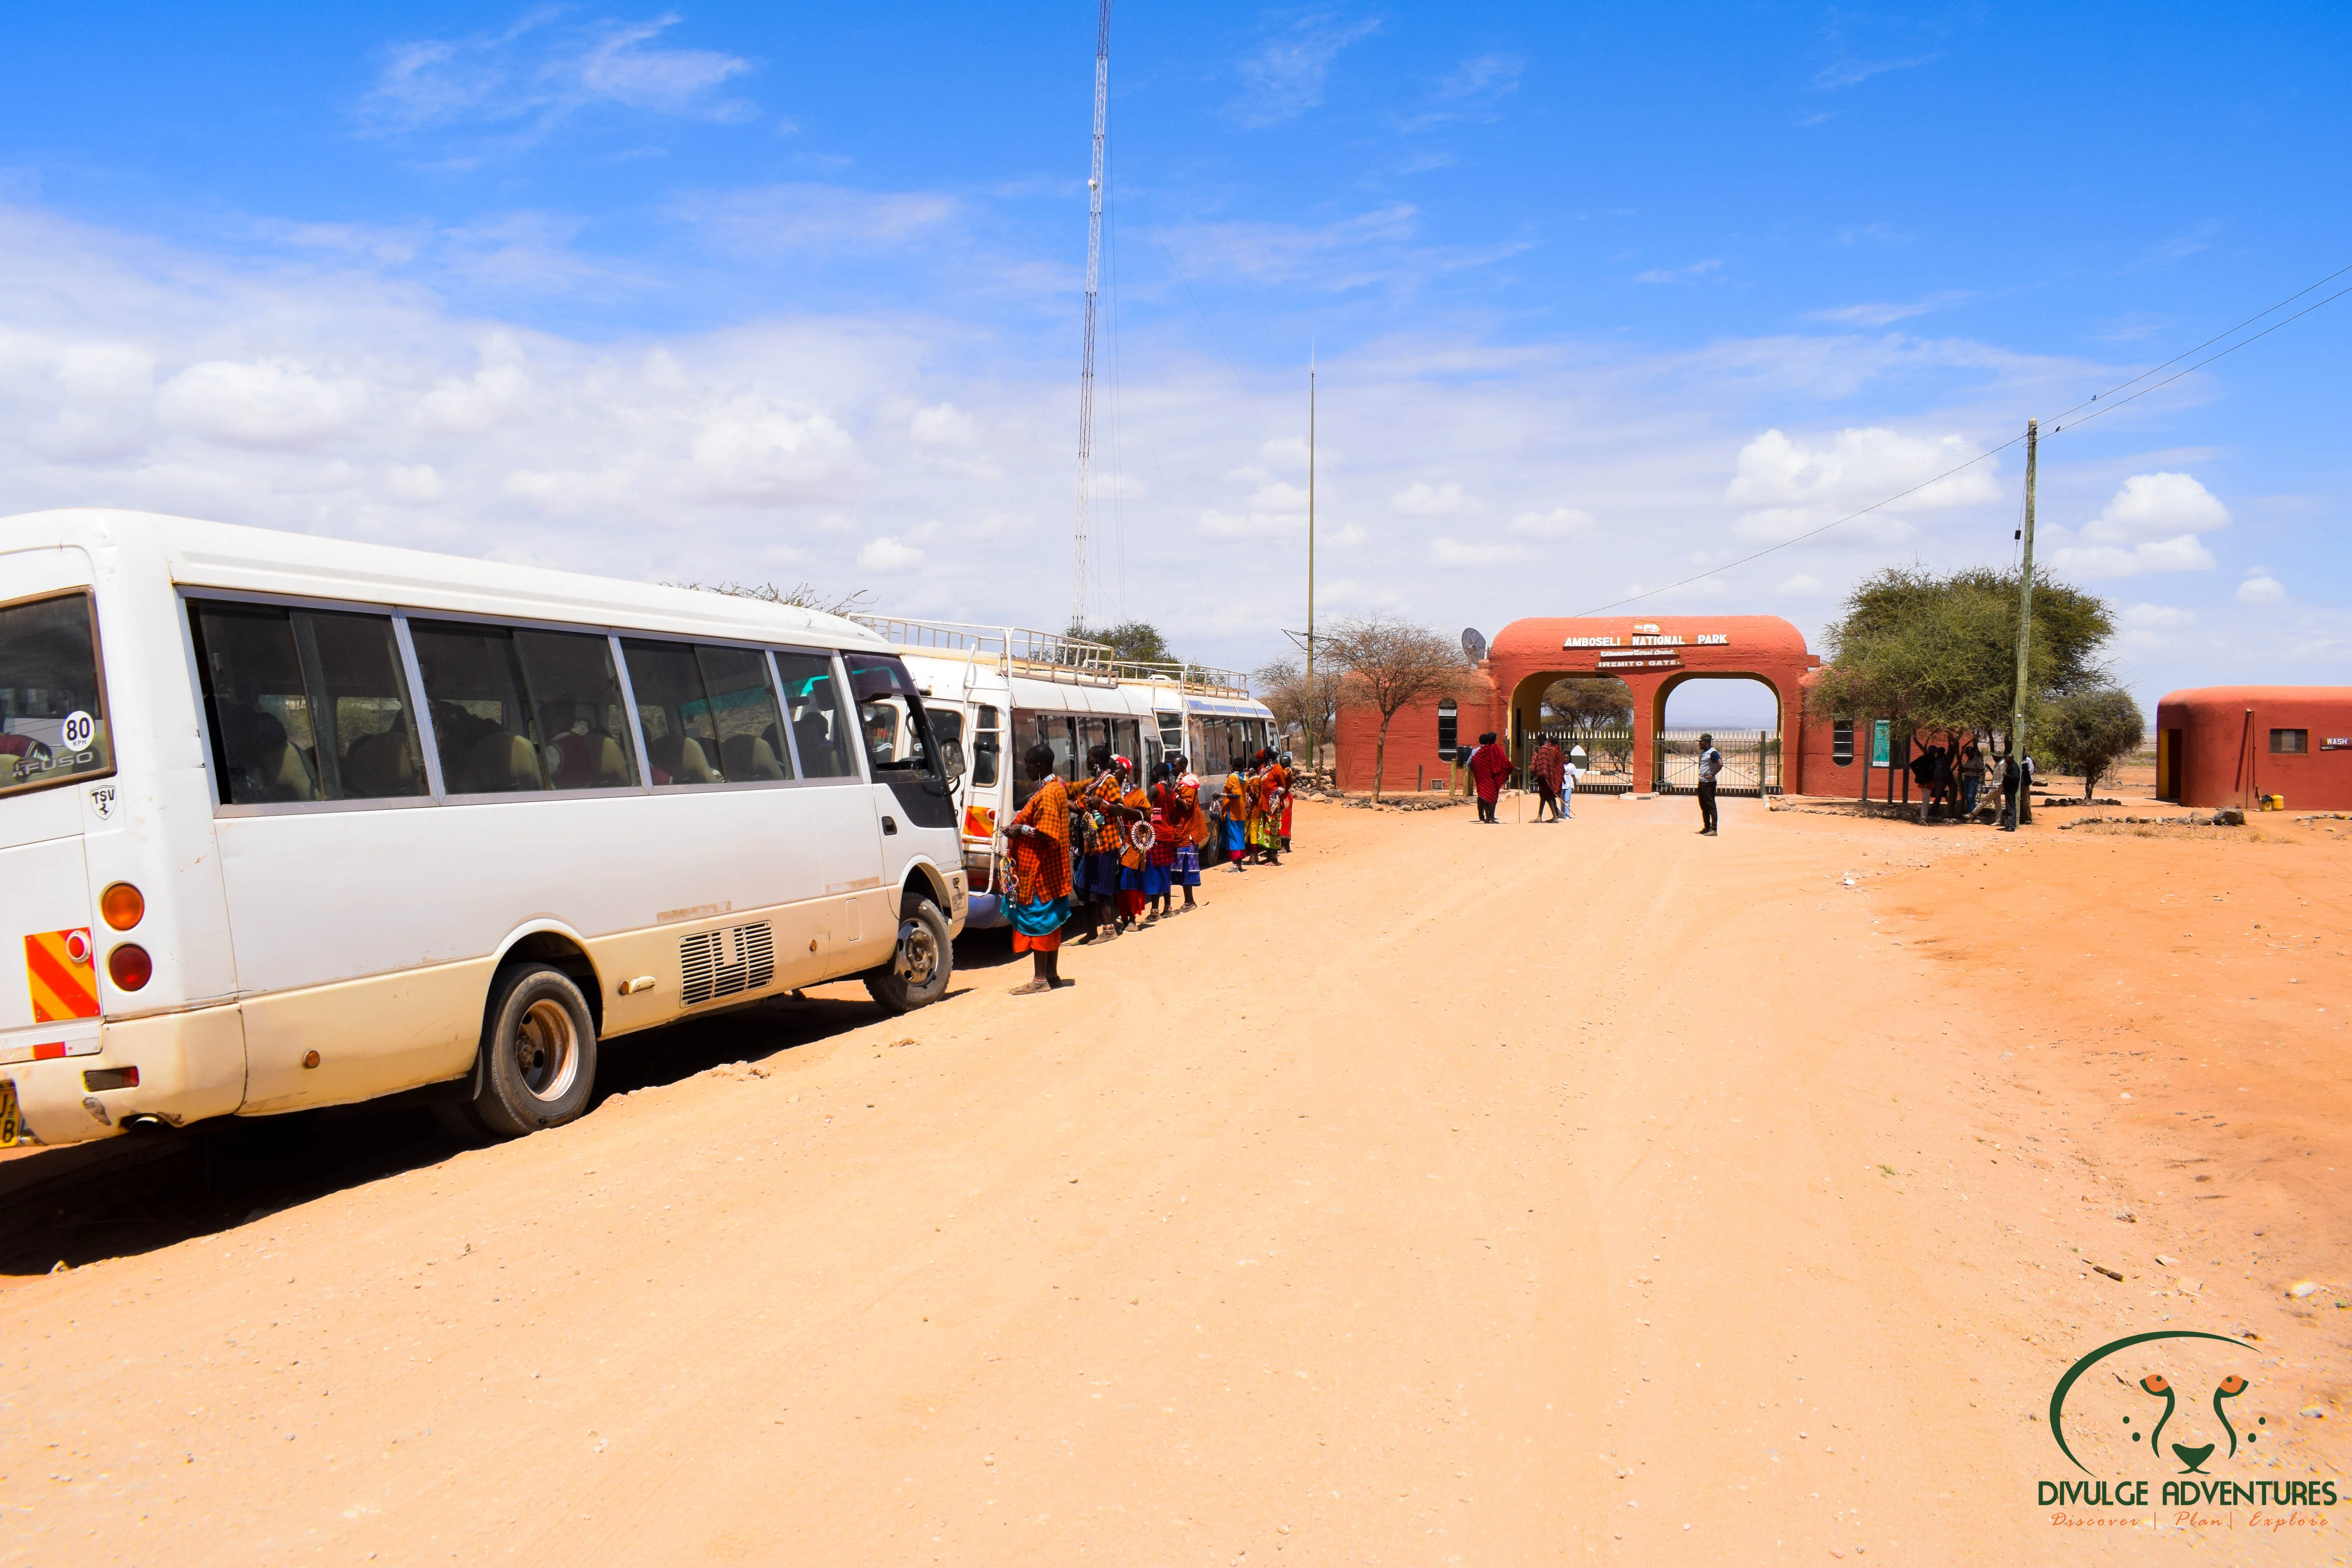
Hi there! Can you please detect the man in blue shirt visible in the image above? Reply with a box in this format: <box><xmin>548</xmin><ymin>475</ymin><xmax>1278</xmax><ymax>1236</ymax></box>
<box><xmin>1696</xmin><ymin>732</ymin><xmax>1722</xmax><ymax>836</ymax></box>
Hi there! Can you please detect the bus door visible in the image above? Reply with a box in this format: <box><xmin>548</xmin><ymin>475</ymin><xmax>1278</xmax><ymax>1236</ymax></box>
<box><xmin>841</xmin><ymin>650</ymin><xmax>959</xmax><ymax>913</ymax></box>
<box><xmin>771</xmin><ymin>650</ymin><xmax>888</xmax><ymax>960</ymax></box>
<box><xmin>1</xmin><ymin>571</ymin><xmax>113</xmax><ymax>1092</ymax></box>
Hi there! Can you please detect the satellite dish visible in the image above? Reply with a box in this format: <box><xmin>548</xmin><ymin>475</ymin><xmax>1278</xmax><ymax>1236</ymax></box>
<box><xmin>1461</xmin><ymin>628</ymin><xmax>1488</xmax><ymax>661</ymax></box>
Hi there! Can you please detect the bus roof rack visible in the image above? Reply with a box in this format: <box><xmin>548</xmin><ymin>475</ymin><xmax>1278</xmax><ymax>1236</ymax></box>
<box><xmin>852</xmin><ymin>615</ymin><xmax>1120</xmax><ymax>687</ymax></box>
<box><xmin>1107</xmin><ymin>659</ymin><xmax>1252</xmax><ymax>698</ymax></box>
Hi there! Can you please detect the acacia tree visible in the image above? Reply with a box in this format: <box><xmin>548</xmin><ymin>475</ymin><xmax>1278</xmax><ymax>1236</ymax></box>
<box><xmin>2040</xmin><ymin>686</ymin><xmax>2146</xmax><ymax>797</ymax></box>
<box><xmin>1252</xmin><ymin>655</ymin><xmax>1341</xmax><ymax>765</ymax></box>
<box><xmin>1540</xmin><ymin>676</ymin><xmax>1634</xmax><ymax>728</ymax></box>
<box><xmin>1324</xmin><ymin>614</ymin><xmax>1478</xmax><ymax>801</ymax></box>
<box><xmin>1073</xmin><ymin>619</ymin><xmax>1178</xmax><ymax>666</ymax></box>
<box><xmin>1806</xmin><ymin>566</ymin><xmax>2115</xmax><ymax>759</ymax></box>
<box><xmin>670</xmin><ymin>579</ymin><xmax>873</xmax><ymax>617</ymax></box>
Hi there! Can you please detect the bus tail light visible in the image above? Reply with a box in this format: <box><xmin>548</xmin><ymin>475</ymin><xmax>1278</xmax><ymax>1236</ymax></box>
<box><xmin>107</xmin><ymin>944</ymin><xmax>152</xmax><ymax>991</ymax></box>
<box><xmin>83</xmin><ymin>1066</ymin><xmax>139</xmax><ymax>1091</ymax></box>
<box><xmin>100</xmin><ymin>882</ymin><xmax>145</xmax><ymax>931</ymax></box>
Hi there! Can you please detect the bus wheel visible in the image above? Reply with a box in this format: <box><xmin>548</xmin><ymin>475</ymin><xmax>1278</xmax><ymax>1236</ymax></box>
<box><xmin>466</xmin><ymin>964</ymin><xmax>599</xmax><ymax>1137</ymax></box>
<box><xmin>865</xmin><ymin>897</ymin><xmax>952</xmax><ymax>1013</ymax></box>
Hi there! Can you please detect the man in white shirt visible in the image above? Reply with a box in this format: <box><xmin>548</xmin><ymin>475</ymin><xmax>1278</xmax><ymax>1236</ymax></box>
<box><xmin>1695</xmin><ymin>733</ymin><xmax>1723</xmax><ymax>836</ymax></box>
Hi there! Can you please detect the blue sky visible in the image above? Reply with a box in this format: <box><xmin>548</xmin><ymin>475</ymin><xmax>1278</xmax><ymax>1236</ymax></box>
<box><xmin>2</xmin><ymin>3</ymin><xmax>2347</xmax><ymax>722</ymax></box>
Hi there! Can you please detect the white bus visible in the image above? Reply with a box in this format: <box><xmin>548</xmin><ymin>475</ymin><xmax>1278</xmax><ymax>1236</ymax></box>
<box><xmin>0</xmin><ymin>510</ymin><xmax>967</xmax><ymax>1147</ymax></box>
<box><xmin>855</xmin><ymin>618</ymin><xmax>1274</xmax><ymax>927</ymax></box>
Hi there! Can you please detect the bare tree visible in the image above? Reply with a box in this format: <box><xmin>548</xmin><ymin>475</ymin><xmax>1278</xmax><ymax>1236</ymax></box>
<box><xmin>668</xmin><ymin>579</ymin><xmax>875</xmax><ymax>618</ymax></box>
<box><xmin>1251</xmin><ymin>655</ymin><xmax>1340</xmax><ymax>763</ymax></box>
<box><xmin>1324</xmin><ymin>614</ymin><xmax>1478</xmax><ymax>801</ymax></box>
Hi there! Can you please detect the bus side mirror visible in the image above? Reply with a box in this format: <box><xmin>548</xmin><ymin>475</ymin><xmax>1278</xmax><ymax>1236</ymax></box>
<box><xmin>940</xmin><ymin>739</ymin><xmax>966</xmax><ymax>783</ymax></box>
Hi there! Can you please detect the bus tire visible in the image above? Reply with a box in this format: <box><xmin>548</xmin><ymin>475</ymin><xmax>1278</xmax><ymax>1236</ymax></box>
<box><xmin>466</xmin><ymin>963</ymin><xmax>599</xmax><ymax>1138</ymax></box>
<box><xmin>865</xmin><ymin>897</ymin><xmax>952</xmax><ymax>1013</ymax></box>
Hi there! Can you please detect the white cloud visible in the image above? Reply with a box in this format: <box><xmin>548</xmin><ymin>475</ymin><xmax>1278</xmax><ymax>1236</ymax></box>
<box><xmin>1430</xmin><ymin>536</ymin><xmax>1530</xmax><ymax>567</ymax></box>
<box><xmin>1808</xmin><ymin>290</ymin><xmax>1969</xmax><ymax>327</ymax></box>
<box><xmin>157</xmin><ymin>358</ymin><xmax>372</xmax><ymax>450</ymax></box>
<box><xmin>673</xmin><ymin>184</ymin><xmax>958</xmax><ymax>254</ymax></box>
<box><xmin>2121</xmin><ymin>603</ymin><xmax>2195</xmax><ymax>629</ymax></box>
<box><xmin>2237</xmin><ymin>575</ymin><xmax>2285</xmax><ymax>604</ymax></box>
<box><xmin>2047</xmin><ymin>471</ymin><xmax>2229</xmax><ymax>577</ymax></box>
<box><xmin>1230</xmin><ymin>15</ymin><xmax>1381</xmax><ymax>126</ymax></box>
<box><xmin>1635</xmin><ymin>258</ymin><xmax>1724</xmax><ymax>285</ymax></box>
<box><xmin>1775</xmin><ymin>573</ymin><xmax>1825</xmax><ymax>595</ymax></box>
<box><xmin>503</xmin><ymin>465</ymin><xmax>636</xmax><ymax>515</ymax></box>
<box><xmin>1392</xmin><ymin>480</ymin><xmax>1479</xmax><ymax>516</ymax></box>
<box><xmin>1402</xmin><ymin>53</ymin><xmax>1524</xmax><ymax>129</ymax></box>
<box><xmin>416</xmin><ymin>361</ymin><xmax>532</xmax><ymax>433</ymax></box>
<box><xmin>383</xmin><ymin>462</ymin><xmax>445</xmax><ymax>504</ymax></box>
<box><xmin>0</xmin><ymin>197</ymin><xmax>2181</xmax><ymax>683</ymax></box>
<box><xmin>2082</xmin><ymin>471</ymin><xmax>2230</xmax><ymax>540</ymax></box>
<box><xmin>363</xmin><ymin>13</ymin><xmax>755</xmax><ymax>144</ymax></box>
<box><xmin>857</xmin><ymin>536</ymin><xmax>923</xmax><ymax>573</ymax></box>
<box><xmin>690</xmin><ymin>401</ymin><xmax>863</xmax><ymax>504</ymax></box>
<box><xmin>909</xmin><ymin>402</ymin><xmax>976</xmax><ymax>449</ymax></box>
<box><xmin>1508</xmin><ymin>506</ymin><xmax>1595</xmax><ymax>539</ymax></box>
<box><xmin>1726</xmin><ymin>426</ymin><xmax>1997</xmax><ymax>543</ymax></box>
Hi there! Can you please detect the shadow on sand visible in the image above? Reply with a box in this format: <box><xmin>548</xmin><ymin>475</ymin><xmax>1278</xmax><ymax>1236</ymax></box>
<box><xmin>0</xmin><ymin>929</ymin><xmax>1025</xmax><ymax>1278</ymax></box>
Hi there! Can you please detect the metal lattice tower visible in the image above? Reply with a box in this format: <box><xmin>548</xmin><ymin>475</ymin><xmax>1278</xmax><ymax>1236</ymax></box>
<box><xmin>1073</xmin><ymin>0</ymin><xmax>1111</xmax><ymax>630</ymax></box>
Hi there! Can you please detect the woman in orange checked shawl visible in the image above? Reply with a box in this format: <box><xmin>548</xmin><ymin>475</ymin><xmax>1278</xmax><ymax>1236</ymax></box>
<box><xmin>1219</xmin><ymin>765</ymin><xmax>1249</xmax><ymax>869</ymax></box>
<box><xmin>1004</xmin><ymin>742</ymin><xmax>1072</xmax><ymax>994</ymax></box>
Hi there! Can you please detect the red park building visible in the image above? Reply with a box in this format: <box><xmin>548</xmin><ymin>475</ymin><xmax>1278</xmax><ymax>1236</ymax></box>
<box><xmin>1333</xmin><ymin>614</ymin><xmax>1933</xmax><ymax>801</ymax></box>
<box><xmin>2154</xmin><ymin>687</ymin><xmax>2352</xmax><ymax>810</ymax></box>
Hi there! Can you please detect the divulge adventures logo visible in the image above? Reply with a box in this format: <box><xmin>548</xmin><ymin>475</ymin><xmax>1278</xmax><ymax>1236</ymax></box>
<box><xmin>2040</xmin><ymin>1330</ymin><xmax>2335</xmax><ymax>1533</ymax></box>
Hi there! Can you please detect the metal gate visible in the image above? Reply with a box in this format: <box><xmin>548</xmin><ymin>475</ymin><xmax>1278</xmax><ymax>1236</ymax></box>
<box><xmin>1528</xmin><ymin>727</ymin><xmax>1635</xmax><ymax>795</ymax></box>
<box><xmin>1654</xmin><ymin>728</ymin><xmax>1780</xmax><ymax>796</ymax></box>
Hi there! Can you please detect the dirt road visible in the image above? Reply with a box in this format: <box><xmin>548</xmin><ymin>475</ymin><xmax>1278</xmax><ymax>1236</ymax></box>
<box><xmin>4</xmin><ymin>795</ymin><xmax>2344</xmax><ymax>1564</ymax></box>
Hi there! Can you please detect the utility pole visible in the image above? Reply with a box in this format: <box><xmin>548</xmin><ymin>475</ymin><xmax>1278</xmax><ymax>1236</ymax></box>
<box><xmin>1071</xmin><ymin>0</ymin><xmax>1111</xmax><ymax>631</ymax></box>
<box><xmin>2012</xmin><ymin>417</ymin><xmax>2038</xmax><ymax>826</ymax></box>
<box><xmin>1304</xmin><ymin>356</ymin><xmax>1316</xmax><ymax>777</ymax></box>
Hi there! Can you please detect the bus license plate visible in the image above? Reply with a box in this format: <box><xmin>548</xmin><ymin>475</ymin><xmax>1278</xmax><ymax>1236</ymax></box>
<box><xmin>0</xmin><ymin>1082</ymin><xmax>20</xmax><ymax>1147</ymax></box>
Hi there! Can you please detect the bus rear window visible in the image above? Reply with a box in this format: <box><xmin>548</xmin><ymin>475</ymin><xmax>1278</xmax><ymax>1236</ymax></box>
<box><xmin>1</xmin><ymin>592</ymin><xmax>113</xmax><ymax>798</ymax></box>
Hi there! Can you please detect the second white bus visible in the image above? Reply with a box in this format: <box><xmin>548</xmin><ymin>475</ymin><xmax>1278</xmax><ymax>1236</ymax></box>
<box><xmin>853</xmin><ymin>619</ymin><xmax>1275</xmax><ymax>926</ymax></box>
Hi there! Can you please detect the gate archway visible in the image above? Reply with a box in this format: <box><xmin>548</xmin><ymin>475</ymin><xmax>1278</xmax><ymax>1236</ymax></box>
<box><xmin>1492</xmin><ymin>616</ymin><xmax>1820</xmax><ymax>798</ymax></box>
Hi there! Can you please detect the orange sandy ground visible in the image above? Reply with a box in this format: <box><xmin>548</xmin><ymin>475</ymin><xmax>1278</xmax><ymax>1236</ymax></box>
<box><xmin>0</xmin><ymin>794</ymin><xmax>2343</xmax><ymax>1565</ymax></box>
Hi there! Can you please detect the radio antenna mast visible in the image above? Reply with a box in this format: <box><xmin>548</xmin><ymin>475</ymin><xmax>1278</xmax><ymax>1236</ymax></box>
<box><xmin>1073</xmin><ymin>0</ymin><xmax>1112</xmax><ymax>631</ymax></box>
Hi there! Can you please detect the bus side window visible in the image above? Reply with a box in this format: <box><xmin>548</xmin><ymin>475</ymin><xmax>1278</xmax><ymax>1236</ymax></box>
<box><xmin>300</xmin><ymin>609</ymin><xmax>428</xmax><ymax>800</ymax></box>
<box><xmin>619</xmin><ymin>639</ymin><xmax>726</xmax><ymax>787</ymax></box>
<box><xmin>408</xmin><ymin>622</ymin><xmax>550</xmax><ymax>795</ymax></box>
<box><xmin>692</xmin><ymin>644</ymin><xmax>788</xmax><ymax>783</ymax></box>
<box><xmin>774</xmin><ymin>651</ymin><xmax>857</xmax><ymax>779</ymax></box>
<box><xmin>512</xmin><ymin>628</ymin><xmax>639</xmax><ymax>790</ymax></box>
<box><xmin>190</xmin><ymin>601</ymin><xmax>321</xmax><ymax>804</ymax></box>
<box><xmin>971</xmin><ymin>704</ymin><xmax>999</xmax><ymax>788</ymax></box>
<box><xmin>191</xmin><ymin>601</ymin><xmax>428</xmax><ymax>805</ymax></box>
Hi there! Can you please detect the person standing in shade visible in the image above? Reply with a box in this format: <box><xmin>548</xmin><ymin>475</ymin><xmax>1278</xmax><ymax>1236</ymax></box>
<box><xmin>1958</xmin><ymin>742</ymin><xmax>1987</xmax><ymax>820</ymax></box>
<box><xmin>1998</xmin><ymin>751</ymin><xmax>2022</xmax><ymax>831</ymax></box>
<box><xmin>1695</xmin><ymin>732</ymin><xmax>1723</xmax><ymax>836</ymax></box>
<box><xmin>1004</xmin><ymin>744</ymin><xmax>1073</xmax><ymax>994</ymax></box>
<box><xmin>1530</xmin><ymin>736</ymin><xmax>1564</xmax><ymax>823</ymax></box>
<box><xmin>1468</xmin><ymin>731</ymin><xmax>1510</xmax><ymax>824</ymax></box>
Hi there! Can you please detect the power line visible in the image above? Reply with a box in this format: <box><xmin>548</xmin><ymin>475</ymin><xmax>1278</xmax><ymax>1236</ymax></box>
<box><xmin>2043</xmin><ymin>260</ymin><xmax>2352</xmax><ymax>428</ymax></box>
<box><xmin>2047</xmin><ymin>278</ymin><xmax>2352</xmax><ymax>437</ymax></box>
<box><xmin>1580</xmin><ymin>260</ymin><xmax>2352</xmax><ymax>615</ymax></box>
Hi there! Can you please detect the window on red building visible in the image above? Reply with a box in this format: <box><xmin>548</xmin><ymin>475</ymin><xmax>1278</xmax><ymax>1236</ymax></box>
<box><xmin>2270</xmin><ymin>728</ymin><xmax>2308</xmax><ymax>755</ymax></box>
